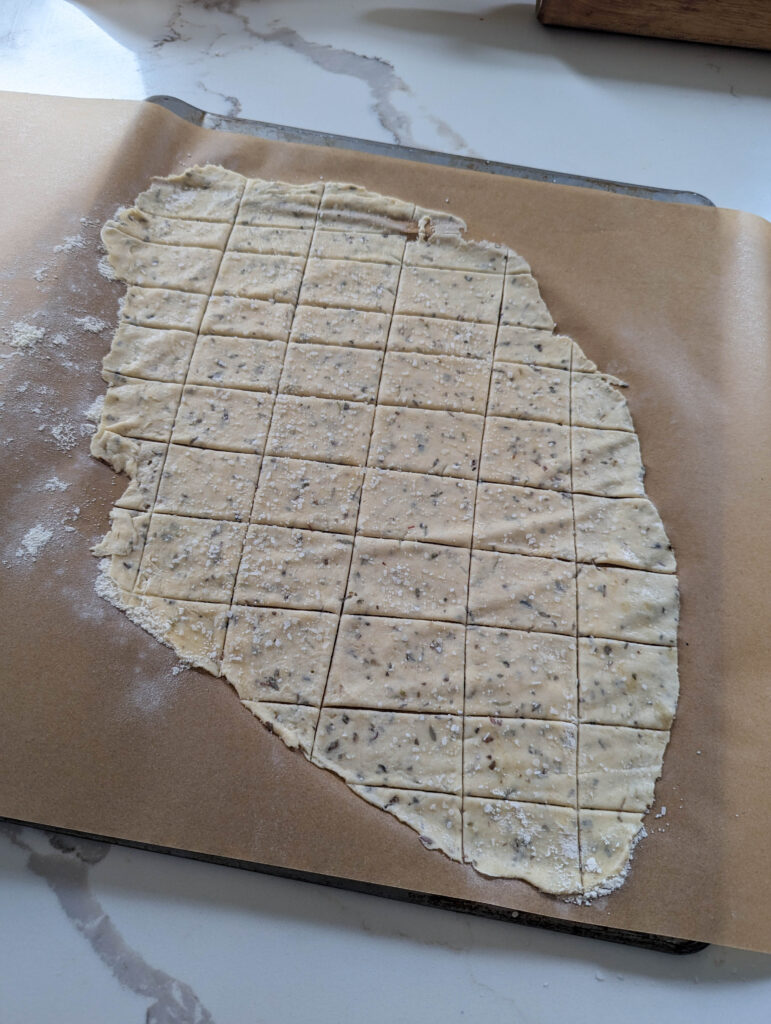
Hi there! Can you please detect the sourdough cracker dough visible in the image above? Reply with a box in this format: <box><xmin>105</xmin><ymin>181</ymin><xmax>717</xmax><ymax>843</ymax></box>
<box><xmin>92</xmin><ymin>165</ymin><xmax>679</xmax><ymax>898</ymax></box>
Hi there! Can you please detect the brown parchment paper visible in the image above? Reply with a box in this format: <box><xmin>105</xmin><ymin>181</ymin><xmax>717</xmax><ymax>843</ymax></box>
<box><xmin>1</xmin><ymin>92</ymin><xmax>770</xmax><ymax>953</ymax></box>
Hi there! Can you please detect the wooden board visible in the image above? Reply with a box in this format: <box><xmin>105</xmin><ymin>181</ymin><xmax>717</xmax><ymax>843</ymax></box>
<box><xmin>537</xmin><ymin>0</ymin><xmax>771</xmax><ymax>51</ymax></box>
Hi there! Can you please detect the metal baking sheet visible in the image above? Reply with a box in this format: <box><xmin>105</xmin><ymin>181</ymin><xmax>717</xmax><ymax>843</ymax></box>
<box><xmin>147</xmin><ymin>95</ymin><xmax>714</xmax><ymax>208</ymax></box>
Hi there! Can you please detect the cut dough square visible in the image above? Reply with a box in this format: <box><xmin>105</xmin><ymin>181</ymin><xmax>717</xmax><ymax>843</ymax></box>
<box><xmin>135</xmin><ymin>165</ymin><xmax>245</xmax><ymax>222</ymax></box>
<box><xmin>488</xmin><ymin>363</ymin><xmax>570</xmax><ymax>424</ymax></box>
<box><xmin>101</xmin><ymin>228</ymin><xmax>221</xmax><ymax>294</ymax></box>
<box><xmin>132</xmin><ymin>166</ymin><xmax>243</xmax><ymax>223</ymax></box>
<box><xmin>579</xmin><ymin>809</ymin><xmax>645</xmax><ymax>887</ymax></box>
<box><xmin>99</xmin><ymin>380</ymin><xmax>182</xmax><ymax>442</ymax></box>
<box><xmin>465</xmin><ymin>626</ymin><xmax>577</xmax><ymax>720</ymax></box>
<box><xmin>357</xmin><ymin>468</ymin><xmax>475</xmax><ymax>547</ymax></box>
<box><xmin>135</xmin><ymin>512</ymin><xmax>246</xmax><ymax>602</ymax></box>
<box><xmin>480</xmin><ymin>416</ymin><xmax>572</xmax><ymax>491</ymax></box>
<box><xmin>351</xmin><ymin>786</ymin><xmax>462</xmax><ymax>860</ymax></box>
<box><xmin>311</xmin><ymin>229</ymin><xmax>405</xmax><ymax>264</ymax></box>
<box><xmin>319</xmin><ymin>183</ymin><xmax>415</xmax><ymax>231</ymax></box>
<box><xmin>200</xmin><ymin>295</ymin><xmax>294</xmax><ymax>341</ymax></box>
<box><xmin>214</xmin><ymin>252</ymin><xmax>306</xmax><ymax>303</ymax></box>
<box><xmin>91</xmin><ymin>431</ymin><xmax>166</xmax><ymax>512</ymax></box>
<box><xmin>120</xmin><ymin>286</ymin><xmax>207</xmax><ymax>332</ymax></box>
<box><xmin>171</xmin><ymin>385</ymin><xmax>274</xmax><ymax>454</ymax></box>
<box><xmin>116</xmin><ymin>593</ymin><xmax>230</xmax><ymax>675</ymax></box>
<box><xmin>266</xmin><ymin>394</ymin><xmax>374</xmax><ymax>466</ymax></box>
<box><xmin>578</xmin><ymin>637</ymin><xmax>678</xmax><ymax>729</ymax></box>
<box><xmin>93</xmin><ymin>508</ymin><xmax>151</xmax><ymax>592</ymax></box>
<box><xmin>503</xmin><ymin>248</ymin><xmax>532</xmax><ymax>275</ymax></box>
<box><xmin>577</xmin><ymin>564</ymin><xmax>679</xmax><ymax>646</ymax></box>
<box><xmin>101</xmin><ymin>325</ymin><xmax>197</xmax><ymax>384</ymax></box>
<box><xmin>344</xmin><ymin>537</ymin><xmax>470</xmax><ymax>622</ymax></box>
<box><xmin>237</xmin><ymin>179</ymin><xmax>323</xmax><ymax>227</ymax></box>
<box><xmin>280</xmin><ymin>343</ymin><xmax>383</xmax><ymax>403</ymax></box>
<box><xmin>463</xmin><ymin>798</ymin><xmax>581</xmax><ymax>893</ymax></box>
<box><xmin>579</xmin><ymin>724</ymin><xmax>670</xmax><ymax>812</ymax></box>
<box><xmin>468</xmin><ymin>550</ymin><xmax>577</xmax><ymax>634</ymax></box>
<box><xmin>474</xmin><ymin>482</ymin><xmax>574</xmax><ymax>559</ymax></box>
<box><xmin>379</xmin><ymin>351</ymin><xmax>490</xmax><ymax>415</ymax></box>
<box><xmin>222</xmin><ymin>606</ymin><xmax>337</xmax><ymax>705</ymax></box>
<box><xmin>290</xmin><ymin>305</ymin><xmax>390</xmax><ymax>350</ymax></box>
<box><xmin>234</xmin><ymin>524</ymin><xmax>353</xmax><ymax>612</ymax></box>
<box><xmin>313</xmin><ymin>709</ymin><xmax>462</xmax><ymax>793</ymax></box>
<box><xmin>388</xmin><ymin>315</ymin><xmax>496</xmax><ymax>360</ymax></box>
<box><xmin>251</xmin><ymin>457</ymin><xmax>363</xmax><ymax>534</ymax></box>
<box><xmin>242</xmin><ymin>701</ymin><xmax>318</xmax><ymax>756</ymax></box>
<box><xmin>496</xmin><ymin>325</ymin><xmax>572</xmax><ymax>370</ymax></box>
<box><xmin>229</xmin><ymin>224</ymin><xmax>312</xmax><ymax>257</ymax></box>
<box><xmin>404</xmin><ymin>236</ymin><xmax>507</xmax><ymax>274</ymax></box>
<box><xmin>464</xmin><ymin>717</ymin><xmax>577</xmax><ymax>806</ymax></box>
<box><xmin>187</xmin><ymin>335</ymin><xmax>285</xmax><ymax>392</ymax></box>
<box><xmin>368</xmin><ymin>406</ymin><xmax>484</xmax><ymax>479</ymax></box>
<box><xmin>571</xmin><ymin>427</ymin><xmax>645</xmax><ymax>498</ymax></box>
<box><xmin>395</xmin><ymin>266</ymin><xmax>503</xmax><ymax>323</ymax></box>
<box><xmin>326</xmin><ymin>614</ymin><xmax>464</xmax><ymax>712</ymax></box>
<box><xmin>500</xmin><ymin>274</ymin><xmax>555</xmax><ymax>330</ymax></box>
<box><xmin>299</xmin><ymin>258</ymin><xmax>399</xmax><ymax>314</ymax></box>
<box><xmin>572</xmin><ymin>373</ymin><xmax>633</xmax><ymax>431</ymax></box>
<box><xmin>110</xmin><ymin>206</ymin><xmax>232</xmax><ymax>249</ymax></box>
<box><xmin>573</xmin><ymin>494</ymin><xmax>676</xmax><ymax>572</ymax></box>
<box><xmin>155</xmin><ymin>445</ymin><xmax>261</xmax><ymax>521</ymax></box>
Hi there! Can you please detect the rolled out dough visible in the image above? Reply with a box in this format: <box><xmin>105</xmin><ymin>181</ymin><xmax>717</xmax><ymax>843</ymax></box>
<box><xmin>92</xmin><ymin>167</ymin><xmax>679</xmax><ymax>898</ymax></box>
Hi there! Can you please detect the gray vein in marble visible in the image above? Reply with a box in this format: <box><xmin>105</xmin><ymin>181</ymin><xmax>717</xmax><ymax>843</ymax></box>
<box><xmin>154</xmin><ymin>2</ymin><xmax>475</xmax><ymax>153</ymax></box>
<box><xmin>197</xmin><ymin>78</ymin><xmax>243</xmax><ymax>118</ymax></box>
<box><xmin>258</xmin><ymin>22</ymin><xmax>421</xmax><ymax>146</ymax></box>
<box><xmin>3</xmin><ymin>824</ymin><xmax>215</xmax><ymax>1024</ymax></box>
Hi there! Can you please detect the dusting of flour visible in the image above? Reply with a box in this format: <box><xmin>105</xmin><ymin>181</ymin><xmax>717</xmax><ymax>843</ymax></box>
<box><xmin>74</xmin><ymin>315</ymin><xmax>108</xmax><ymax>334</ymax></box>
<box><xmin>8</xmin><ymin>321</ymin><xmax>45</xmax><ymax>350</ymax></box>
<box><xmin>42</xmin><ymin>476</ymin><xmax>70</xmax><ymax>492</ymax></box>
<box><xmin>84</xmin><ymin>395</ymin><xmax>104</xmax><ymax>423</ymax></box>
<box><xmin>16</xmin><ymin>525</ymin><xmax>53</xmax><ymax>560</ymax></box>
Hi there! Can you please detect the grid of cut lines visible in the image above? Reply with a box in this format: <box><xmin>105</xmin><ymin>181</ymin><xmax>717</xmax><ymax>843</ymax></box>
<box><xmin>99</xmin><ymin>176</ymin><xmax>678</xmax><ymax>888</ymax></box>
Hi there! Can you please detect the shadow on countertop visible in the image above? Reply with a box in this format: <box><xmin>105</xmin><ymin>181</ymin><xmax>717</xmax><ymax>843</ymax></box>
<box><xmin>364</xmin><ymin>3</ymin><xmax>771</xmax><ymax>98</ymax></box>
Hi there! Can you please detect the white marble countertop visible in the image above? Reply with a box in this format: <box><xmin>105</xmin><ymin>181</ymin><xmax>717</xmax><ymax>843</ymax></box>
<box><xmin>2</xmin><ymin>2</ymin><xmax>770</xmax><ymax>1021</ymax></box>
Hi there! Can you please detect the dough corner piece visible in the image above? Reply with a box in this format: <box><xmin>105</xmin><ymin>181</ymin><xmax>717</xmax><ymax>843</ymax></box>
<box><xmin>576</xmin><ymin>810</ymin><xmax>647</xmax><ymax>900</ymax></box>
<box><xmin>93</xmin><ymin>557</ymin><xmax>228</xmax><ymax>675</ymax></box>
<box><xmin>241</xmin><ymin>701</ymin><xmax>317</xmax><ymax>756</ymax></box>
<box><xmin>352</xmin><ymin>785</ymin><xmax>462</xmax><ymax>861</ymax></box>
<box><xmin>91</xmin><ymin>168</ymin><xmax>679</xmax><ymax>900</ymax></box>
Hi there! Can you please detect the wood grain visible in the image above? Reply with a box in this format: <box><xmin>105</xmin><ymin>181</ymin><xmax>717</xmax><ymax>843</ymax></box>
<box><xmin>537</xmin><ymin>0</ymin><xmax>771</xmax><ymax>51</ymax></box>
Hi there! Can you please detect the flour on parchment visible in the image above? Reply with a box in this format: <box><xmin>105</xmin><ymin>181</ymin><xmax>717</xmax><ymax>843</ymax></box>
<box><xmin>91</xmin><ymin>166</ymin><xmax>679</xmax><ymax>898</ymax></box>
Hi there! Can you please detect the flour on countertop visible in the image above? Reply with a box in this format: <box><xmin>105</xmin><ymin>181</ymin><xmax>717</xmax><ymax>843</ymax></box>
<box><xmin>42</xmin><ymin>476</ymin><xmax>70</xmax><ymax>492</ymax></box>
<box><xmin>54</xmin><ymin>234</ymin><xmax>86</xmax><ymax>254</ymax></box>
<box><xmin>51</xmin><ymin>422</ymin><xmax>78</xmax><ymax>450</ymax></box>
<box><xmin>8</xmin><ymin>321</ymin><xmax>45</xmax><ymax>350</ymax></box>
<box><xmin>16</xmin><ymin>525</ymin><xmax>53</xmax><ymax>560</ymax></box>
<box><xmin>74</xmin><ymin>315</ymin><xmax>108</xmax><ymax>334</ymax></box>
